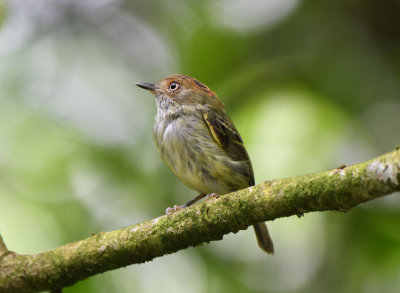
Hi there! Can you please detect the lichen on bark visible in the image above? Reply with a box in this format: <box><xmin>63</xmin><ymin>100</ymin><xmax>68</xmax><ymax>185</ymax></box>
<box><xmin>0</xmin><ymin>148</ymin><xmax>399</xmax><ymax>293</ymax></box>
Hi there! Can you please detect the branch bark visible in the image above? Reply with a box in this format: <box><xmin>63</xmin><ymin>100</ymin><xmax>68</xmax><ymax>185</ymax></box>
<box><xmin>0</xmin><ymin>234</ymin><xmax>7</xmax><ymax>257</ymax></box>
<box><xmin>1</xmin><ymin>148</ymin><xmax>400</xmax><ymax>292</ymax></box>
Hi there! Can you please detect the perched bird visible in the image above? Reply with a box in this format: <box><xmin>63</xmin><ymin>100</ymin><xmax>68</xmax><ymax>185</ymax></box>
<box><xmin>136</xmin><ymin>74</ymin><xmax>274</xmax><ymax>254</ymax></box>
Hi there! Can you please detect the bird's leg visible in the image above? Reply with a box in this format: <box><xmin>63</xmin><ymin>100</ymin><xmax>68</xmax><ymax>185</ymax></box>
<box><xmin>166</xmin><ymin>193</ymin><xmax>206</xmax><ymax>214</ymax></box>
<box><xmin>166</xmin><ymin>193</ymin><xmax>222</xmax><ymax>214</ymax></box>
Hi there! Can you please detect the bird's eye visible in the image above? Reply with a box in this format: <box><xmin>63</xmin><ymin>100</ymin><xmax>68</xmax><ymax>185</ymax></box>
<box><xmin>169</xmin><ymin>82</ymin><xmax>180</xmax><ymax>91</ymax></box>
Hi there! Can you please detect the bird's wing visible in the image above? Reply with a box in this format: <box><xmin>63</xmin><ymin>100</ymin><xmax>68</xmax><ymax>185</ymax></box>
<box><xmin>202</xmin><ymin>111</ymin><xmax>248</xmax><ymax>161</ymax></box>
<box><xmin>202</xmin><ymin>110</ymin><xmax>255</xmax><ymax>185</ymax></box>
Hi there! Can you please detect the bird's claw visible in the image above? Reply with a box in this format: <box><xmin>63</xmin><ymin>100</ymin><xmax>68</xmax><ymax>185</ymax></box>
<box><xmin>166</xmin><ymin>193</ymin><xmax>220</xmax><ymax>214</ymax></box>
<box><xmin>166</xmin><ymin>205</ymin><xmax>184</xmax><ymax>214</ymax></box>
<box><xmin>331</xmin><ymin>164</ymin><xmax>347</xmax><ymax>175</ymax></box>
<box><xmin>205</xmin><ymin>193</ymin><xmax>220</xmax><ymax>200</ymax></box>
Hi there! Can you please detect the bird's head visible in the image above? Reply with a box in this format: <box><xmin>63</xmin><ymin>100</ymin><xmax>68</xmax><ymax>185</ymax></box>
<box><xmin>136</xmin><ymin>74</ymin><xmax>224</xmax><ymax>111</ymax></box>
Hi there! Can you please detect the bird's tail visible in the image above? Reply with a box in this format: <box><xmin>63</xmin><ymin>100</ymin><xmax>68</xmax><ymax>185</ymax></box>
<box><xmin>253</xmin><ymin>222</ymin><xmax>274</xmax><ymax>254</ymax></box>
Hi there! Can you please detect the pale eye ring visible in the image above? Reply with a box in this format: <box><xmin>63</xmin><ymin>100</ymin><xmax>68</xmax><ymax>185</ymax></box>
<box><xmin>169</xmin><ymin>82</ymin><xmax>180</xmax><ymax>91</ymax></box>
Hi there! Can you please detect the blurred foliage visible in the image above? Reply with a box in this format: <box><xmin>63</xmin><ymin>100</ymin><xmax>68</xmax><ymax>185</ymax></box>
<box><xmin>0</xmin><ymin>2</ymin><xmax>3</xmax><ymax>28</ymax></box>
<box><xmin>0</xmin><ymin>0</ymin><xmax>399</xmax><ymax>292</ymax></box>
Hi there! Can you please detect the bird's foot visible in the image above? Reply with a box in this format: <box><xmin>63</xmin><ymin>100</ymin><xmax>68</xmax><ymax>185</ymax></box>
<box><xmin>331</xmin><ymin>164</ymin><xmax>347</xmax><ymax>175</ymax></box>
<box><xmin>165</xmin><ymin>193</ymin><xmax>218</xmax><ymax>214</ymax></box>
<box><xmin>205</xmin><ymin>193</ymin><xmax>220</xmax><ymax>200</ymax></box>
<box><xmin>166</xmin><ymin>205</ymin><xmax>185</xmax><ymax>214</ymax></box>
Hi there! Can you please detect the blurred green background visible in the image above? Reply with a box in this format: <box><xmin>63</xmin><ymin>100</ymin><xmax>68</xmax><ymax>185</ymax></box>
<box><xmin>1</xmin><ymin>0</ymin><xmax>400</xmax><ymax>292</ymax></box>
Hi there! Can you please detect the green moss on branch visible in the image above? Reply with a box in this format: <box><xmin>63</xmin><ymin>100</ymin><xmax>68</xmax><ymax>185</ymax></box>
<box><xmin>1</xmin><ymin>149</ymin><xmax>399</xmax><ymax>292</ymax></box>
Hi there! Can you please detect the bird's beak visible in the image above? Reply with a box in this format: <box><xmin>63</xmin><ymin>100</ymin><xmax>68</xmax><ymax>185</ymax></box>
<box><xmin>135</xmin><ymin>82</ymin><xmax>158</xmax><ymax>91</ymax></box>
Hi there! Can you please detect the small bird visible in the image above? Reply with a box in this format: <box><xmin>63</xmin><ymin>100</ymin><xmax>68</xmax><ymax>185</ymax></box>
<box><xmin>136</xmin><ymin>74</ymin><xmax>274</xmax><ymax>254</ymax></box>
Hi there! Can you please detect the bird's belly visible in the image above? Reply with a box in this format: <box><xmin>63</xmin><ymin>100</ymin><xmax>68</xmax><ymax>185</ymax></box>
<box><xmin>154</xmin><ymin>118</ymin><xmax>249</xmax><ymax>195</ymax></box>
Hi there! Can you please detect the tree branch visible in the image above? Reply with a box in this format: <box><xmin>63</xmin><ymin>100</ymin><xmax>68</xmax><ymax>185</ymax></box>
<box><xmin>0</xmin><ymin>234</ymin><xmax>8</xmax><ymax>257</ymax></box>
<box><xmin>1</xmin><ymin>148</ymin><xmax>399</xmax><ymax>292</ymax></box>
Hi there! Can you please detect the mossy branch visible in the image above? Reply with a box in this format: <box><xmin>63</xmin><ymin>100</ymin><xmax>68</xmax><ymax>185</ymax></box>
<box><xmin>0</xmin><ymin>234</ymin><xmax>7</xmax><ymax>256</ymax></box>
<box><xmin>1</xmin><ymin>149</ymin><xmax>400</xmax><ymax>293</ymax></box>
